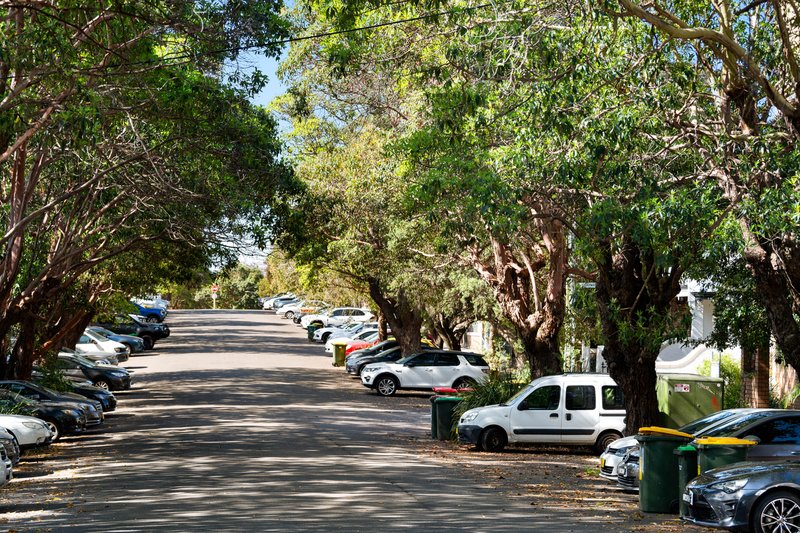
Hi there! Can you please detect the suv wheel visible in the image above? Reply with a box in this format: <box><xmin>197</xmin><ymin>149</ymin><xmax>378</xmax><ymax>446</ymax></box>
<box><xmin>141</xmin><ymin>335</ymin><xmax>154</xmax><ymax>350</ymax></box>
<box><xmin>44</xmin><ymin>419</ymin><xmax>61</xmax><ymax>442</ymax></box>
<box><xmin>453</xmin><ymin>377</ymin><xmax>476</xmax><ymax>390</ymax></box>
<box><xmin>375</xmin><ymin>375</ymin><xmax>398</xmax><ymax>396</ymax></box>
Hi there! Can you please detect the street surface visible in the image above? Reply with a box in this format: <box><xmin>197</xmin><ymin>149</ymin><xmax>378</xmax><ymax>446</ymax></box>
<box><xmin>0</xmin><ymin>310</ymin><xmax>709</xmax><ymax>531</ymax></box>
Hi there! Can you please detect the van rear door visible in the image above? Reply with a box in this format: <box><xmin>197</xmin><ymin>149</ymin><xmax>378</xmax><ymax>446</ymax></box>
<box><xmin>561</xmin><ymin>384</ymin><xmax>601</xmax><ymax>444</ymax></box>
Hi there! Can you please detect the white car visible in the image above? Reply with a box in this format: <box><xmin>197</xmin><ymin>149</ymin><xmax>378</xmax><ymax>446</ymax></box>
<box><xmin>325</xmin><ymin>329</ymin><xmax>378</xmax><ymax>353</ymax></box>
<box><xmin>0</xmin><ymin>414</ymin><xmax>52</xmax><ymax>448</ymax></box>
<box><xmin>361</xmin><ymin>350</ymin><xmax>489</xmax><ymax>396</ymax></box>
<box><xmin>263</xmin><ymin>293</ymin><xmax>295</xmax><ymax>310</ymax></box>
<box><xmin>301</xmin><ymin>307</ymin><xmax>374</xmax><ymax>328</ymax></box>
<box><xmin>277</xmin><ymin>300</ymin><xmax>329</xmax><ymax>319</ymax></box>
<box><xmin>0</xmin><ymin>446</ymin><xmax>10</xmax><ymax>488</ymax></box>
<box><xmin>314</xmin><ymin>322</ymin><xmax>378</xmax><ymax>344</ymax></box>
<box><xmin>598</xmin><ymin>408</ymin><xmax>760</xmax><ymax>483</ymax></box>
<box><xmin>75</xmin><ymin>330</ymin><xmax>129</xmax><ymax>364</ymax></box>
<box><xmin>457</xmin><ymin>373</ymin><xmax>625</xmax><ymax>453</ymax></box>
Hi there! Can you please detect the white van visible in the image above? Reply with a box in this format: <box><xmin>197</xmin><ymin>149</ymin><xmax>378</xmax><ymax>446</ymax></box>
<box><xmin>457</xmin><ymin>373</ymin><xmax>626</xmax><ymax>453</ymax></box>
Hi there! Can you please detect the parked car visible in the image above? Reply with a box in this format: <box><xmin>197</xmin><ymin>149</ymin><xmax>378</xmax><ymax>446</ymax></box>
<box><xmin>0</xmin><ymin>414</ymin><xmax>52</xmax><ymax>449</ymax></box>
<box><xmin>361</xmin><ymin>350</ymin><xmax>489</xmax><ymax>397</ymax></box>
<box><xmin>0</xmin><ymin>381</ymin><xmax>103</xmax><ymax>427</ymax></box>
<box><xmin>599</xmin><ymin>408</ymin><xmax>762</xmax><ymax>483</ymax></box>
<box><xmin>325</xmin><ymin>329</ymin><xmax>378</xmax><ymax>353</ymax></box>
<box><xmin>131</xmin><ymin>300</ymin><xmax>167</xmax><ymax>323</ymax></box>
<box><xmin>56</xmin><ymin>353</ymin><xmax>132</xmax><ymax>391</ymax></box>
<box><xmin>0</xmin><ymin>389</ymin><xmax>86</xmax><ymax>441</ymax></box>
<box><xmin>262</xmin><ymin>293</ymin><xmax>295</xmax><ymax>310</ymax></box>
<box><xmin>31</xmin><ymin>368</ymin><xmax>118</xmax><ymax>412</ymax></box>
<box><xmin>76</xmin><ymin>329</ymin><xmax>129</xmax><ymax>363</ymax></box>
<box><xmin>93</xmin><ymin>313</ymin><xmax>170</xmax><ymax>349</ymax></box>
<box><xmin>278</xmin><ymin>300</ymin><xmax>329</xmax><ymax>320</ymax></box>
<box><xmin>61</xmin><ymin>346</ymin><xmax>112</xmax><ymax>365</ymax></box>
<box><xmin>0</xmin><ymin>446</ymin><xmax>11</xmax><ymax>488</ymax></box>
<box><xmin>88</xmin><ymin>326</ymin><xmax>145</xmax><ymax>354</ymax></box>
<box><xmin>302</xmin><ymin>307</ymin><xmax>375</xmax><ymax>329</ymax></box>
<box><xmin>457</xmin><ymin>373</ymin><xmax>626</xmax><ymax>453</ymax></box>
<box><xmin>683</xmin><ymin>461</ymin><xmax>800</xmax><ymax>532</ymax></box>
<box><xmin>313</xmin><ymin>322</ymin><xmax>378</xmax><ymax>344</ymax></box>
<box><xmin>272</xmin><ymin>297</ymin><xmax>300</xmax><ymax>311</ymax></box>
<box><xmin>346</xmin><ymin>344</ymin><xmax>437</xmax><ymax>376</ymax></box>
<box><xmin>0</xmin><ymin>426</ymin><xmax>20</xmax><ymax>465</ymax></box>
<box><xmin>617</xmin><ymin>447</ymin><xmax>640</xmax><ymax>491</ymax></box>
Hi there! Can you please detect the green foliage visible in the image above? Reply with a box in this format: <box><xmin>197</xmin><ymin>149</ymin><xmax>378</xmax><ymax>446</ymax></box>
<box><xmin>452</xmin><ymin>372</ymin><xmax>528</xmax><ymax>425</ymax></box>
<box><xmin>698</xmin><ymin>355</ymin><xmax>742</xmax><ymax>410</ymax></box>
<box><xmin>35</xmin><ymin>357</ymin><xmax>73</xmax><ymax>393</ymax></box>
<box><xmin>194</xmin><ymin>263</ymin><xmax>264</xmax><ymax>309</ymax></box>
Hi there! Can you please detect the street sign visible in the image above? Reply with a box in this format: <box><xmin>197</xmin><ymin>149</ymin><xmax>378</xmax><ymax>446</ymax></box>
<box><xmin>211</xmin><ymin>284</ymin><xmax>219</xmax><ymax>293</ymax></box>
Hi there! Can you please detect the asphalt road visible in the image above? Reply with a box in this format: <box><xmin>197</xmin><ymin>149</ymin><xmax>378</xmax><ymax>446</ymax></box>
<box><xmin>0</xmin><ymin>310</ymin><xmax>704</xmax><ymax>532</ymax></box>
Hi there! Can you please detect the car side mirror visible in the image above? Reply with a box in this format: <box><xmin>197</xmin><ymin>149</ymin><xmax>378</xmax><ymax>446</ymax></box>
<box><xmin>743</xmin><ymin>435</ymin><xmax>761</xmax><ymax>445</ymax></box>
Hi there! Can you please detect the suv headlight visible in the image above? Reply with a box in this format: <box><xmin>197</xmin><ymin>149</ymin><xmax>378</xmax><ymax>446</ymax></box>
<box><xmin>709</xmin><ymin>478</ymin><xmax>748</xmax><ymax>494</ymax></box>
<box><xmin>22</xmin><ymin>421</ymin><xmax>43</xmax><ymax>429</ymax></box>
<box><xmin>362</xmin><ymin>367</ymin><xmax>376</xmax><ymax>374</ymax></box>
<box><xmin>461</xmin><ymin>411</ymin><xmax>479</xmax><ymax>423</ymax></box>
<box><xmin>109</xmin><ymin>371</ymin><xmax>127</xmax><ymax>377</ymax></box>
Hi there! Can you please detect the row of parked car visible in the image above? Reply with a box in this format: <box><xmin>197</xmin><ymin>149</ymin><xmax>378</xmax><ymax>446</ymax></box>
<box><xmin>265</xmin><ymin>295</ymin><xmax>491</xmax><ymax>396</ymax></box>
<box><xmin>266</xmin><ymin>294</ymin><xmax>800</xmax><ymax>532</ymax></box>
<box><xmin>0</xmin><ymin>298</ymin><xmax>173</xmax><ymax>489</ymax></box>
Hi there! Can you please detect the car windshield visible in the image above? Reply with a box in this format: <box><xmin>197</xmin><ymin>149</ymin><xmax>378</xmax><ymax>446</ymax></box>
<box><xmin>91</xmin><ymin>327</ymin><xmax>116</xmax><ymax>337</ymax></box>
<box><xmin>680</xmin><ymin>410</ymin><xmax>743</xmax><ymax>435</ymax></box>
<box><xmin>70</xmin><ymin>354</ymin><xmax>98</xmax><ymax>368</ymax></box>
<box><xmin>504</xmin><ymin>385</ymin><xmax>535</xmax><ymax>406</ymax></box>
<box><xmin>702</xmin><ymin>411</ymin><xmax>781</xmax><ymax>437</ymax></box>
<box><xmin>85</xmin><ymin>330</ymin><xmax>108</xmax><ymax>342</ymax></box>
<box><xmin>0</xmin><ymin>390</ymin><xmax>35</xmax><ymax>406</ymax></box>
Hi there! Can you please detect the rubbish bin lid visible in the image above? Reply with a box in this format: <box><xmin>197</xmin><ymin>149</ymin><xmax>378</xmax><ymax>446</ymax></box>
<box><xmin>674</xmin><ymin>444</ymin><xmax>698</xmax><ymax>455</ymax></box>
<box><xmin>330</xmin><ymin>339</ymin><xmax>350</xmax><ymax>345</ymax></box>
<box><xmin>638</xmin><ymin>426</ymin><xmax>692</xmax><ymax>438</ymax></box>
<box><xmin>694</xmin><ymin>437</ymin><xmax>757</xmax><ymax>447</ymax></box>
<box><xmin>433</xmin><ymin>396</ymin><xmax>463</xmax><ymax>403</ymax></box>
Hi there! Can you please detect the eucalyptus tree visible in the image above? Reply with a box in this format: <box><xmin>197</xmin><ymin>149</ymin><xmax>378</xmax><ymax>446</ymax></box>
<box><xmin>0</xmin><ymin>0</ymin><xmax>294</xmax><ymax>377</ymax></box>
<box><xmin>611</xmin><ymin>0</ymin><xmax>800</xmax><ymax>377</ymax></box>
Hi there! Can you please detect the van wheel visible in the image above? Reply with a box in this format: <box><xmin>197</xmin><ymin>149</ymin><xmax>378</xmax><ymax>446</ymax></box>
<box><xmin>595</xmin><ymin>431</ymin><xmax>623</xmax><ymax>454</ymax></box>
<box><xmin>480</xmin><ymin>427</ymin><xmax>507</xmax><ymax>453</ymax></box>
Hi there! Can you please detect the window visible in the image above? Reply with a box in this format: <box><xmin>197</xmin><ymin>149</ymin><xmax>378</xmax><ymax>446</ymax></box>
<box><xmin>332</xmin><ymin>309</ymin><xmax>344</xmax><ymax>316</ymax></box>
<box><xmin>435</xmin><ymin>353</ymin><xmax>460</xmax><ymax>366</ymax></box>
<box><xmin>79</xmin><ymin>335</ymin><xmax>91</xmax><ymax>343</ymax></box>
<box><xmin>411</xmin><ymin>353</ymin><xmax>437</xmax><ymax>366</ymax></box>
<box><xmin>351</xmin><ymin>310</ymin><xmax>364</xmax><ymax>316</ymax></box>
<box><xmin>747</xmin><ymin>417</ymin><xmax>800</xmax><ymax>445</ymax></box>
<box><xmin>602</xmin><ymin>386</ymin><xmax>625</xmax><ymax>410</ymax></box>
<box><xmin>463</xmin><ymin>354</ymin><xmax>489</xmax><ymax>367</ymax></box>
<box><xmin>566</xmin><ymin>385</ymin><xmax>596</xmax><ymax>410</ymax></box>
<box><xmin>522</xmin><ymin>385</ymin><xmax>561</xmax><ymax>410</ymax></box>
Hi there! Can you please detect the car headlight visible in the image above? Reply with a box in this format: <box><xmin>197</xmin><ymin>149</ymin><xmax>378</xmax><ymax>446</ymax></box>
<box><xmin>461</xmin><ymin>411</ymin><xmax>479</xmax><ymax>423</ymax></box>
<box><xmin>22</xmin><ymin>421</ymin><xmax>43</xmax><ymax>429</ymax></box>
<box><xmin>362</xmin><ymin>367</ymin><xmax>376</xmax><ymax>374</ymax></box>
<box><xmin>709</xmin><ymin>478</ymin><xmax>748</xmax><ymax>494</ymax></box>
<box><xmin>109</xmin><ymin>371</ymin><xmax>127</xmax><ymax>377</ymax></box>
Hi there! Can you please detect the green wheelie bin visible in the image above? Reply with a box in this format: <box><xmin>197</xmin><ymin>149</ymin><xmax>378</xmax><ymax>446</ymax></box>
<box><xmin>430</xmin><ymin>396</ymin><xmax>462</xmax><ymax>441</ymax></box>
<box><xmin>636</xmin><ymin>426</ymin><xmax>693</xmax><ymax>514</ymax></box>
<box><xmin>307</xmin><ymin>324</ymin><xmax>321</xmax><ymax>341</ymax></box>
<box><xmin>674</xmin><ymin>444</ymin><xmax>698</xmax><ymax>518</ymax></box>
<box><xmin>695</xmin><ymin>437</ymin><xmax>757</xmax><ymax>475</ymax></box>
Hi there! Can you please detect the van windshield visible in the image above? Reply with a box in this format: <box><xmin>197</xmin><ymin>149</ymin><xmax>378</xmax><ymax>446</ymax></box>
<box><xmin>504</xmin><ymin>385</ymin><xmax>533</xmax><ymax>406</ymax></box>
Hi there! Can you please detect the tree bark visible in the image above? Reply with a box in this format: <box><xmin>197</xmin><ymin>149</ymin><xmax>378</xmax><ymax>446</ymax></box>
<box><xmin>367</xmin><ymin>278</ymin><xmax>422</xmax><ymax>356</ymax></box>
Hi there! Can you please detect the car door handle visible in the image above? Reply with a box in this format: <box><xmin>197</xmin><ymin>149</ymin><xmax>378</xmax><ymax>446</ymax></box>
<box><xmin>550</xmin><ymin>413</ymin><xmax>558</xmax><ymax>418</ymax></box>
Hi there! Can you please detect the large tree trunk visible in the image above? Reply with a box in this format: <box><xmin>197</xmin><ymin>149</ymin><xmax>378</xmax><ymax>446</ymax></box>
<box><xmin>595</xmin><ymin>238</ymin><xmax>683</xmax><ymax>435</ymax></box>
<box><xmin>742</xmin><ymin>344</ymin><xmax>771</xmax><ymax>408</ymax></box>
<box><xmin>367</xmin><ymin>278</ymin><xmax>422</xmax><ymax>356</ymax></box>
<box><xmin>469</xmin><ymin>218</ymin><xmax>568</xmax><ymax>378</ymax></box>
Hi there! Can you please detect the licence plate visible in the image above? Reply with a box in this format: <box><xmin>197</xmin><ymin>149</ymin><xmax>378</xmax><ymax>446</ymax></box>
<box><xmin>682</xmin><ymin>492</ymin><xmax>693</xmax><ymax>505</ymax></box>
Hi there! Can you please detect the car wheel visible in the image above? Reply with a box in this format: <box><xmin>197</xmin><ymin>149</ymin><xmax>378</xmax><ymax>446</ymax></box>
<box><xmin>453</xmin><ymin>377</ymin><xmax>476</xmax><ymax>390</ymax></box>
<box><xmin>752</xmin><ymin>490</ymin><xmax>800</xmax><ymax>533</ymax></box>
<box><xmin>595</xmin><ymin>431</ymin><xmax>623</xmax><ymax>455</ymax></box>
<box><xmin>480</xmin><ymin>427</ymin><xmax>507</xmax><ymax>453</ymax></box>
<box><xmin>145</xmin><ymin>316</ymin><xmax>158</xmax><ymax>323</ymax></box>
<box><xmin>285</xmin><ymin>311</ymin><xmax>295</xmax><ymax>319</ymax></box>
<box><xmin>375</xmin><ymin>375</ymin><xmax>398</xmax><ymax>396</ymax></box>
<box><xmin>94</xmin><ymin>379</ymin><xmax>112</xmax><ymax>391</ymax></box>
<box><xmin>321</xmin><ymin>332</ymin><xmax>331</xmax><ymax>342</ymax></box>
<box><xmin>141</xmin><ymin>335</ymin><xmax>154</xmax><ymax>350</ymax></box>
<box><xmin>356</xmin><ymin>364</ymin><xmax>366</xmax><ymax>376</ymax></box>
<box><xmin>44</xmin><ymin>419</ymin><xmax>61</xmax><ymax>442</ymax></box>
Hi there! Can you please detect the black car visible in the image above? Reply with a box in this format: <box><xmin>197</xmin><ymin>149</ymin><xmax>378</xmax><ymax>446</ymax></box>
<box><xmin>56</xmin><ymin>353</ymin><xmax>132</xmax><ymax>391</ymax></box>
<box><xmin>0</xmin><ymin>389</ymin><xmax>86</xmax><ymax>441</ymax></box>
<box><xmin>346</xmin><ymin>344</ymin><xmax>421</xmax><ymax>376</ymax></box>
<box><xmin>0</xmin><ymin>381</ymin><xmax>104</xmax><ymax>427</ymax></box>
<box><xmin>684</xmin><ymin>461</ymin><xmax>800</xmax><ymax>532</ymax></box>
<box><xmin>31</xmin><ymin>368</ymin><xmax>117</xmax><ymax>412</ymax></box>
<box><xmin>93</xmin><ymin>313</ymin><xmax>170</xmax><ymax>350</ymax></box>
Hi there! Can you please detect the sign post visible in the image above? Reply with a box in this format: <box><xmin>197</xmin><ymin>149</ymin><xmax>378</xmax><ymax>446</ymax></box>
<box><xmin>211</xmin><ymin>284</ymin><xmax>219</xmax><ymax>310</ymax></box>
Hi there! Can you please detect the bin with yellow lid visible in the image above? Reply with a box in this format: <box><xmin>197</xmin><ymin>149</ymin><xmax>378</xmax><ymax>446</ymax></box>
<box><xmin>636</xmin><ymin>426</ymin><xmax>694</xmax><ymax>514</ymax></box>
<box><xmin>695</xmin><ymin>437</ymin><xmax>757</xmax><ymax>475</ymax></box>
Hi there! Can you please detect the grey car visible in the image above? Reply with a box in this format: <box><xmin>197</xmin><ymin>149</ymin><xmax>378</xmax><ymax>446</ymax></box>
<box><xmin>683</xmin><ymin>461</ymin><xmax>800</xmax><ymax>532</ymax></box>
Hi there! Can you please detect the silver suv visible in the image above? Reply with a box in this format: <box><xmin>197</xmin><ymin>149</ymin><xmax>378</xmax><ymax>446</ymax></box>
<box><xmin>361</xmin><ymin>350</ymin><xmax>489</xmax><ymax>396</ymax></box>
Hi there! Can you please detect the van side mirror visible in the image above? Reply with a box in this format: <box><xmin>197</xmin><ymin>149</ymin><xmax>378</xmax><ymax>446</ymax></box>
<box><xmin>518</xmin><ymin>400</ymin><xmax>528</xmax><ymax>411</ymax></box>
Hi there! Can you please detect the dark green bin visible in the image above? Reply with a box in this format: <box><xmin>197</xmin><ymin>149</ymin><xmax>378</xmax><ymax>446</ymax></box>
<box><xmin>307</xmin><ymin>324</ymin><xmax>320</xmax><ymax>341</ymax></box>
<box><xmin>637</xmin><ymin>431</ymin><xmax>692</xmax><ymax>514</ymax></box>
<box><xmin>430</xmin><ymin>396</ymin><xmax>462</xmax><ymax>440</ymax></box>
<box><xmin>695</xmin><ymin>437</ymin><xmax>756</xmax><ymax>475</ymax></box>
<box><xmin>674</xmin><ymin>444</ymin><xmax>698</xmax><ymax>518</ymax></box>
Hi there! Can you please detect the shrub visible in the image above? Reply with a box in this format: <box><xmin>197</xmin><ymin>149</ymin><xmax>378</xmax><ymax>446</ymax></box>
<box><xmin>698</xmin><ymin>354</ymin><xmax>742</xmax><ymax>409</ymax></box>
